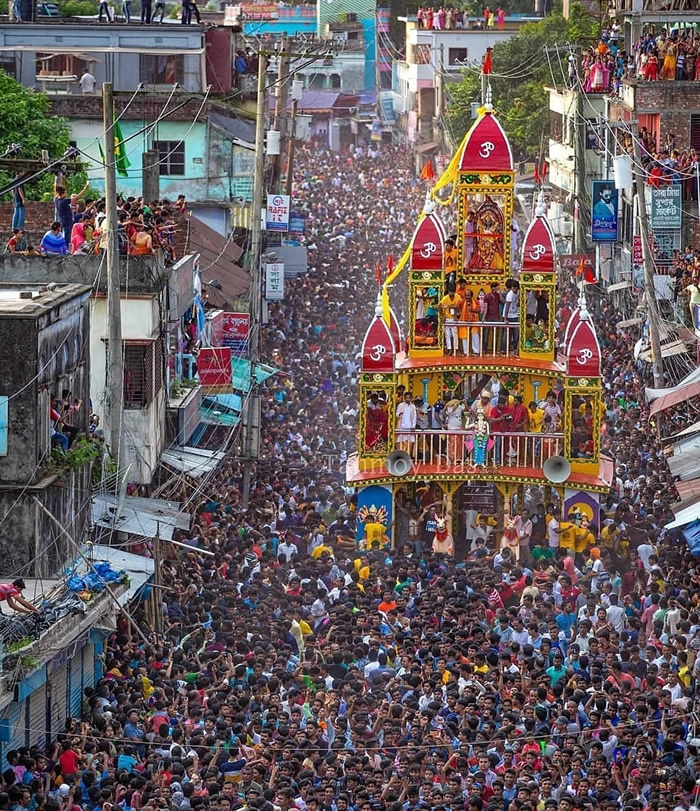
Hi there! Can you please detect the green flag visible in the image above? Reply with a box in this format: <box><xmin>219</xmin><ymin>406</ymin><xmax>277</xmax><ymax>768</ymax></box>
<box><xmin>99</xmin><ymin>117</ymin><xmax>131</xmax><ymax>178</ymax></box>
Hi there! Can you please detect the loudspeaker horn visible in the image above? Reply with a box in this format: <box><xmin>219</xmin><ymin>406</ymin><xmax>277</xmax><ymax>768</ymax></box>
<box><xmin>543</xmin><ymin>455</ymin><xmax>571</xmax><ymax>484</ymax></box>
<box><xmin>386</xmin><ymin>450</ymin><xmax>414</xmax><ymax>477</ymax></box>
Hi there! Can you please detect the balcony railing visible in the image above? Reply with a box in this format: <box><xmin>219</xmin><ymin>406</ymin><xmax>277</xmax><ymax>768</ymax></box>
<box><xmin>401</xmin><ymin>430</ymin><xmax>564</xmax><ymax>469</ymax></box>
<box><xmin>437</xmin><ymin>320</ymin><xmax>522</xmax><ymax>357</ymax></box>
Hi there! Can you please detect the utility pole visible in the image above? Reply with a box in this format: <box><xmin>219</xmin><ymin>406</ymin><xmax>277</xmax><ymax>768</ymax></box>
<box><xmin>631</xmin><ymin>124</ymin><xmax>664</xmax><ymax>388</ymax></box>
<box><xmin>286</xmin><ymin>80</ymin><xmax>302</xmax><ymax>197</ymax></box>
<box><xmin>103</xmin><ymin>82</ymin><xmax>124</xmax><ymax>464</ymax></box>
<box><xmin>573</xmin><ymin>53</ymin><xmax>587</xmax><ymax>254</ymax></box>
<box><xmin>241</xmin><ymin>52</ymin><xmax>267</xmax><ymax>511</ymax></box>
<box><xmin>152</xmin><ymin>523</ymin><xmax>162</xmax><ymax>635</ymax></box>
<box><xmin>142</xmin><ymin>150</ymin><xmax>160</xmax><ymax>204</ymax></box>
<box><xmin>272</xmin><ymin>33</ymin><xmax>290</xmax><ymax>193</ymax></box>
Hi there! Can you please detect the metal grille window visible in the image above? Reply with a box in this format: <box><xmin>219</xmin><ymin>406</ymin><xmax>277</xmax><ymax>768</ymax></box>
<box><xmin>691</xmin><ymin>114</ymin><xmax>700</xmax><ymax>151</ymax></box>
<box><xmin>122</xmin><ymin>340</ymin><xmax>163</xmax><ymax>409</ymax></box>
<box><xmin>153</xmin><ymin>141</ymin><xmax>185</xmax><ymax>176</ymax></box>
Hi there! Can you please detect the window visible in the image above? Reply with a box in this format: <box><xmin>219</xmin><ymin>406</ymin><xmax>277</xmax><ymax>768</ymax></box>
<box><xmin>691</xmin><ymin>114</ymin><xmax>700</xmax><ymax>151</ymax></box>
<box><xmin>549</xmin><ymin>111</ymin><xmax>563</xmax><ymax>143</ymax></box>
<box><xmin>139</xmin><ymin>54</ymin><xmax>183</xmax><ymax>85</ymax></box>
<box><xmin>414</xmin><ymin>44</ymin><xmax>431</xmax><ymax>65</ymax></box>
<box><xmin>122</xmin><ymin>339</ymin><xmax>163</xmax><ymax>410</ymax></box>
<box><xmin>153</xmin><ymin>141</ymin><xmax>185</xmax><ymax>176</ymax></box>
<box><xmin>330</xmin><ymin>74</ymin><xmax>341</xmax><ymax>89</ymax></box>
<box><xmin>0</xmin><ymin>54</ymin><xmax>16</xmax><ymax>79</ymax></box>
<box><xmin>448</xmin><ymin>47</ymin><xmax>467</xmax><ymax>66</ymax></box>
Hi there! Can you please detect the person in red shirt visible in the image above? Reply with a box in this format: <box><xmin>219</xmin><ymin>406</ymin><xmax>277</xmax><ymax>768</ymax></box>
<box><xmin>58</xmin><ymin>739</ymin><xmax>83</xmax><ymax>781</ymax></box>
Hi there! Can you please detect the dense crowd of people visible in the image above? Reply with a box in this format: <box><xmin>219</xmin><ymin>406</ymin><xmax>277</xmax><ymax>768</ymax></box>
<box><xmin>4</xmin><ymin>140</ymin><xmax>699</xmax><ymax>811</ymax></box>
<box><xmin>6</xmin><ymin>177</ymin><xmax>185</xmax><ymax>260</ymax></box>
<box><xmin>416</xmin><ymin>6</ymin><xmax>506</xmax><ymax>30</ymax></box>
<box><xmin>632</xmin><ymin>26</ymin><xmax>700</xmax><ymax>82</ymax></box>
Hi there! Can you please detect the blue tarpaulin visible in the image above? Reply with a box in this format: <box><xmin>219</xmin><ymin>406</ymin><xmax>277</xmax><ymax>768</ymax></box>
<box><xmin>683</xmin><ymin>520</ymin><xmax>700</xmax><ymax>555</ymax></box>
<box><xmin>67</xmin><ymin>562</ymin><xmax>125</xmax><ymax>593</ymax></box>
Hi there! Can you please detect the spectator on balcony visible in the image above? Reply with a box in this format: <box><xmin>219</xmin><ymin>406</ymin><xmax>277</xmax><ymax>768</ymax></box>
<box><xmin>0</xmin><ymin>579</ymin><xmax>39</xmax><ymax>616</ymax></box>
<box><xmin>5</xmin><ymin>229</ymin><xmax>30</xmax><ymax>255</ymax></box>
<box><xmin>98</xmin><ymin>0</ymin><xmax>113</xmax><ymax>21</ymax></box>
<box><xmin>131</xmin><ymin>224</ymin><xmax>155</xmax><ymax>255</ymax></box>
<box><xmin>53</xmin><ymin>180</ymin><xmax>74</xmax><ymax>241</ymax></box>
<box><xmin>11</xmin><ymin>172</ymin><xmax>25</xmax><ymax>231</ymax></box>
<box><xmin>40</xmin><ymin>222</ymin><xmax>68</xmax><ymax>256</ymax></box>
<box><xmin>79</xmin><ymin>67</ymin><xmax>97</xmax><ymax>93</ymax></box>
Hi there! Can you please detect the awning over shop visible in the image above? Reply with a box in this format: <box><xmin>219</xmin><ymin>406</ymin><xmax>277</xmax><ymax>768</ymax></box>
<box><xmin>607</xmin><ymin>281</ymin><xmax>632</xmax><ymax>292</ymax></box>
<box><xmin>646</xmin><ymin>365</ymin><xmax>700</xmax><ymax>402</ymax></box>
<box><xmin>682</xmin><ymin>521</ymin><xmax>700</xmax><ymax>556</ymax></box>
<box><xmin>666</xmin><ymin>501</ymin><xmax>700</xmax><ymax>529</ymax></box>
<box><xmin>160</xmin><ymin>446</ymin><xmax>225</xmax><ymax>477</ymax></box>
<box><xmin>197</xmin><ymin>360</ymin><xmax>280</xmax><ymax>429</ymax></box>
<box><xmin>667</xmin><ymin>449</ymin><xmax>700</xmax><ymax>480</ymax></box>
<box><xmin>639</xmin><ymin>340</ymin><xmax>689</xmax><ymax>365</ymax></box>
<box><xmin>89</xmin><ymin>545</ymin><xmax>155</xmax><ymax>605</ymax></box>
<box><xmin>232</xmin><ymin>358</ymin><xmax>280</xmax><ymax>391</ymax></box>
<box><xmin>649</xmin><ymin>379</ymin><xmax>700</xmax><ymax>416</ymax></box>
<box><xmin>92</xmin><ymin>494</ymin><xmax>190</xmax><ymax>540</ymax></box>
<box><xmin>676</xmin><ymin>478</ymin><xmax>700</xmax><ymax>501</ymax></box>
<box><xmin>616</xmin><ymin>317</ymin><xmax>642</xmax><ymax>330</ymax></box>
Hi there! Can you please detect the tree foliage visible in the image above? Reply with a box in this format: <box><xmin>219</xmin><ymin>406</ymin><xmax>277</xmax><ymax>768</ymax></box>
<box><xmin>447</xmin><ymin>2</ymin><xmax>599</xmax><ymax>158</ymax></box>
<box><xmin>0</xmin><ymin>70</ymin><xmax>88</xmax><ymax>201</ymax></box>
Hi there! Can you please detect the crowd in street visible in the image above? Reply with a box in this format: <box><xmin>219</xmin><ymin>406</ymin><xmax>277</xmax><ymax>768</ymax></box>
<box><xmin>3</xmin><ymin>141</ymin><xmax>699</xmax><ymax>811</ymax></box>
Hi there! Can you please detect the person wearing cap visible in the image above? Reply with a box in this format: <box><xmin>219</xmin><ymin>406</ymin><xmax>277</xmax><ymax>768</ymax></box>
<box><xmin>0</xmin><ymin>578</ymin><xmax>39</xmax><ymax>615</ymax></box>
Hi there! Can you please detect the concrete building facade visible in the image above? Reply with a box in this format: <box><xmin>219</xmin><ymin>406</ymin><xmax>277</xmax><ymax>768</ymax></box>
<box><xmin>0</xmin><ymin>283</ymin><xmax>92</xmax><ymax>577</ymax></box>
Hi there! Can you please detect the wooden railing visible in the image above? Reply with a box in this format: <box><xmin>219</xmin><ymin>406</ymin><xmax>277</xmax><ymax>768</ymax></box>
<box><xmin>400</xmin><ymin>430</ymin><xmax>564</xmax><ymax>469</ymax></box>
<box><xmin>439</xmin><ymin>319</ymin><xmax>522</xmax><ymax>357</ymax></box>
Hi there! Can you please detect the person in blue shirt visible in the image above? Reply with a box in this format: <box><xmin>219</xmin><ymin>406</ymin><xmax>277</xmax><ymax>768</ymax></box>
<box><xmin>546</xmin><ymin>652</ymin><xmax>568</xmax><ymax>686</ymax></box>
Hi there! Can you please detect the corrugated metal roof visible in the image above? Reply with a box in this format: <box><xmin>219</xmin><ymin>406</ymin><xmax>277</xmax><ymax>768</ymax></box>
<box><xmin>160</xmin><ymin>445</ymin><xmax>226</xmax><ymax>478</ymax></box>
<box><xmin>92</xmin><ymin>494</ymin><xmax>190</xmax><ymax>540</ymax></box>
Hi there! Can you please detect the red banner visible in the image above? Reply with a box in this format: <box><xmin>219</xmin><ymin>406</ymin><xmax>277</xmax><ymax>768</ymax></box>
<box><xmin>198</xmin><ymin>347</ymin><xmax>233</xmax><ymax>393</ymax></box>
<box><xmin>210</xmin><ymin>312</ymin><xmax>249</xmax><ymax>354</ymax></box>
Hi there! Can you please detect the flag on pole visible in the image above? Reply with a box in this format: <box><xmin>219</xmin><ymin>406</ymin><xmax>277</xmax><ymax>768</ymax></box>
<box><xmin>576</xmin><ymin>255</ymin><xmax>596</xmax><ymax>284</ymax></box>
<box><xmin>98</xmin><ymin>117</ymin><xmax>131</xmax><ymax>178</ymax></box>
<box><xmin>420</xmin><ymin>160</ymin><xmax>435</xmax><ymax>182</ymax></box>
<box><xmin>387</xmin><ymin>254</ymin><xmax>394</xmax><ymax>275</ymax></box>
<box><xmin>483</xmin><ymin>47</ymin><xmax>492</xmax><ymax>75</ymax></box>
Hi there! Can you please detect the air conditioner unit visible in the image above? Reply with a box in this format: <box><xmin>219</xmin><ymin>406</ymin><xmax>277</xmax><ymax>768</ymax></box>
<box><xmin>561</xmin><ymin>219</ymin><xmax>573</xmax><ymax>237</ymax></box>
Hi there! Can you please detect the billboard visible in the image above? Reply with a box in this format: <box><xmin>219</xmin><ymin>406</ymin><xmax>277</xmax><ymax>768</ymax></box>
<box><xmin>198</xmin><ymin>347</ymin><xmax>233</xmax><ymax>394</ymax></box>
<box><xmin>265</xmin><ymin>262</ymin><xmax>285</xmax><ymax>301</ymax></box>
<box><xmin>591</xmin><ymin>181</ymin><xmax>619</xmax><ymax>242</ymax></box>
<box><xmin>650</xmin><ymin>184</ymin><xmax>682</xmax><ymax>229</ymax></box>
<box><xmin>288</xmin><ymin>212</ymin><xmax>306</xmax><ymax>234</ymax></box>
<box><xmin>219</xmin><ymin>312</ymin><xmax>249</xmax><ymax>354</ymax></box>
<box><xmin>266</xmin><ymin>193</ymin><xmax>290</xmax><ymax>231</ymax></box>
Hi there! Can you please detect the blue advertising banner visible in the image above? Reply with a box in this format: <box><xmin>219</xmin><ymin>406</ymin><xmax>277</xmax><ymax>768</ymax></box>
<box><xmin>288</xmin><ymin>212</ymin><xmax>306</xmax><ymax>234</ymax></box>
<box><xmin>591</xmin><ymin>181</ymin><xmax>619</xmax><ymax>242</ymax></box>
